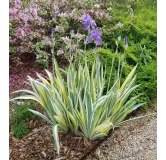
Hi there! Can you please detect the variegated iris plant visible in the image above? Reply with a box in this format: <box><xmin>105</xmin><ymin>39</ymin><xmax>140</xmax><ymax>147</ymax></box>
<box><xmin>11</xmin><ymin>58</ymin><xmax>148</xmax><ymax>155</ymax></box>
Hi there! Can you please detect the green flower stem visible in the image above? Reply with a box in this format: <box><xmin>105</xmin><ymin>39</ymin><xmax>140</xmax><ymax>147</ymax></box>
<box><xmin>84</xmin><ymin>29</ymin><xmax>91</xmax><ymax>51</ymax></box>
<box><xmin>51</xmin><ymin>37</ymin><xmax>55</xmax><ymax>75</ymax></box>
<box><xmin>69</xmin><ymin>40</ymin><xmax>72</xmax><ymax>63</ymax></box>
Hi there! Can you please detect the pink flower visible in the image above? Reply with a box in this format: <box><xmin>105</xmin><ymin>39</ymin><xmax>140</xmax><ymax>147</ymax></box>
<box><xmin>18</xmin><ymin>12</ymin><xmax>28</xmax><ymax>22</ymax></box>
<box><xmin>29</xmin><ymin>35</ymin><xmax>33</xmax><ymax>41</ymax></box>
<box><xmin>9</xmin><ymin>8</ymin><xmax>18</xmax><ymax>19</ymax></box>
<box><xmin>24</xmin><ymin>24</ymin><xmax>31</xmax><ymax>33</ymax></box>
<box><xmin>15</xmin><ymin>27</ymin><xmax>25</xmax><ymax>39</ymax></box>
<box><xmin>71</xmin><ymin>44</ymin><xmax>77</xmax><ymax>51</ymax></box>
<box><xmin>34</xmin><ymin>9</ymin><xmax>38</xmax><ymax>17</ymax></box>
<box><xmin>34</xmin><ymin>32</ymin><xmax>41</xmax><ymax>37</ymax></box>
<box><xmin>21</xmin><ymin>30</ymin><xmax>25</xmax><ymax>37</ymax></box>
<box><xmin>57</xmin><ymin>49</ymin><xmax>64</xmax><ymax>56</ymax></box>
<box><xmin>24</xmin><ymin>46</ymin><xmax>31</xmax><ymax>51</ymax></box>
<box><xmin>44</xmin><ymin>36</ymin><xmax>51</xmax><ymax>42</ymax></box>
<box><xmin>31</xmin><ymin>8</ymin><xmax>38</xmax><ymax>18</ymax></box>
<box><xmin>116</xmin><ymin>22</ymin><xmax>123</xmax><ymax>28</ymax></box>
<box><xmin>13</xmin><ymin>0</ymin><xmax>22</xmax><ymax>9</ymax></box>
<box><xmin>39</xmin><ymin>29</ymin><xmax>44</xmax><ymax>33</ymax></box>
<box><xmin>58</xmin><ymin>13</ymin><xmax>68</xmax><ymax>18</ymax></box>
<box><xmin>55</xmin><ymin>26</ymin><xmax>65</xmax><ymax>33</ymax></box>
<box><xmin>17</xmin><ymin>46</ymin><xmax>23</xmax><ymax>52</ymax></box>
<box><xmin>53</xmin><ymin>4</ymin><xmax>60</xmax><ymax>14</ymax></box>
<box><xmin>62</xmin><ymin>37</ymin><xmax>71</xmax><ymax>45</ymax></box>
<box><xmin>43</xmin><ymin>36</ymin><xmax>52</xmax><ymax>46</ymax></box>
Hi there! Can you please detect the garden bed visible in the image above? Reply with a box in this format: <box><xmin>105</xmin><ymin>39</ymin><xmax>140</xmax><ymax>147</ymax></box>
<box><xmin>10</xmin><ymin>126</ymin><xmax>93</xmax><ymax>160</ymax></box>
<box><xmin>9</xmin><ymin>106</ymin><xmax>156</xmax><ymax>160</ymax></box>
<box><xmin>9</xmin><ymin>0</ymin><xmax>157</xmax><ymax>159</ymax></box>
<box><xmin>9</xmin><ymin>62</ymin><xmax>98</xmax><ymax>160</ymax></box>
<box><xmin>9</xmin><ymin>61</ymin><xmax>156</xmax><ymax>160</ymax></box>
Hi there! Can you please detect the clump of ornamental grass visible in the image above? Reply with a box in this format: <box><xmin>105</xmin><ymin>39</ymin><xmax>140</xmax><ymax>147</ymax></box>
<box><xmin>10</xmin><ymin>15</ymin><xmax>152</xmax><ymax>155</ymax></box>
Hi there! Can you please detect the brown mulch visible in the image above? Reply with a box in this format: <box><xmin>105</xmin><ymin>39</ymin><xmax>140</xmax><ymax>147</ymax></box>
<box><xmin>9</xmin><ymin>54</ymin><xmax>68</xmax><ymax>93</ymax></box>
<box><xmin>9</xmin><ymin>56</ymin><xmax>47</xmax><ymax>128</ymax></box>
<box><xmin>9</xmin><ymin>58</ymin><xmax>45</xmax><ymax>93</ymax></box>
<box><xmin>9</xmin><ymin>125</ymin><xmax>98</xmax><ymax>160</ymax></box>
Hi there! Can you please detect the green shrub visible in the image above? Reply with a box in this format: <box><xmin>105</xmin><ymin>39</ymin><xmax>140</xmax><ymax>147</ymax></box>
<box><xmin>83</xmin><ymin>45</ymin><xmax>156</xmax><ymax>109</ymax></box>
<box><xmin>11</xmin><ymin>121</ymin><xmax>29</xmax><ymax>139</ymax></box>
<box><xmin>86</xmin><ymin>0</ymin><xmax>157</xmax><ymax>108</ymax></box>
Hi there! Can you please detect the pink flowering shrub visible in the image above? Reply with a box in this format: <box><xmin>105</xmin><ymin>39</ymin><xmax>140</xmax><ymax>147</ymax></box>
<box><xmin>9</xmin><ymin>0</ymin><xmax>121</xmax><ymax>66</ymax></box>
<box><xmin>9</xmin><ymin>0</ymin><xmax>45</xmax><ymax>61</ymax></box>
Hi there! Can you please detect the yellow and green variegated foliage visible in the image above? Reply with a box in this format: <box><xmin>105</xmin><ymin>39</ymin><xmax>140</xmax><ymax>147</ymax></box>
<box><xmin>11</xmin><ymin>58</ymin><xmax>150</xmax><ymax>154</ymax></box>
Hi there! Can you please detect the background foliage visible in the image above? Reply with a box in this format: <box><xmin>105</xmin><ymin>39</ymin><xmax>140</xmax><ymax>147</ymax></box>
<box><xmin>84</xmin><ymin>0</ymin><xmax>157</xmax><ymax>109</ymax></box>
<box><xmin>9</xmin><ymin>0</ymin><xmax>157</xmax><ymax>109</ymax></box>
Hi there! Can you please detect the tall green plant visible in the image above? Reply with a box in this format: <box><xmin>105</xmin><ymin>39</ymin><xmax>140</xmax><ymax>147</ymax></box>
<box><xmin>11</xmin><ymin>57</ymin><xmax>152</xmax><ymax>154</ymax></box>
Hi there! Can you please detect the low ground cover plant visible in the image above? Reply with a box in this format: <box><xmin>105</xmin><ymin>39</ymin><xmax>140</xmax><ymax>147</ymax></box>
<box><xmin>10</xmin><ymin>100</ymin><xmax>38</xmax><ymax>138</ymax></box>
<box><xmin>10</xmin><ymin>14</ymin><xmax>152</xmax><ymax>154</ymax></box>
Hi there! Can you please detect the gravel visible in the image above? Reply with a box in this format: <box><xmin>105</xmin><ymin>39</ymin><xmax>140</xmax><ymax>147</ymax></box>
<box><xmin>86</xmin><ymin>107</ymin><xmax>157</xmax><ymax>160</ymax></box>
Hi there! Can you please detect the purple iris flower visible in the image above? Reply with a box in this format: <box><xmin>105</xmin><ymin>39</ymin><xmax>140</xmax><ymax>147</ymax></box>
<box><xmin>91</xmin><ymin>20</ymin><xmax>96</xmax><ymax>29</ymax></box>
<box><xmin>83</xmin><ymin>14</ymin><xmax>92</xmax><ymax>30</ymax></box>
<box><xmin>83</xmin><ymin>24</ymin><xmax>89</xmax><ymax>31</ymax></box>
<box><xmin>96</xmin><ymin>37</ymin><xmax>102</xmax><ymax>46</ymax></box>
<box><xmin>83</xmin><ymin>14</ymin><xmax>102</xmax><ymax>46</ymax></box>
<box><xmin>87</xmin><ymin>37</ymin><xmax>93</xmax><ymax>43</ymax></box>
<box><xmin>50</xmin><ymin>28</ymin><xmax>54</xmax><ymax>37</ymax></box>
<box><xmin>84</xmin><ymin>15</ymin><xmax>92</xmax><ymax>24</ymax></box>
<box><xmin>69</xmin><ymin>27</ymin><xmax>73</xmax><ymax>31</ymax></box>
<box><xmin>124</xmin><ymin>36</ymin><xmax>128</xmax><ymax>49</ymax></box>
<box><xmin>124</xmin><ymin>36</ymin><xmax>127</xmax><ymax>45</ymax></box>
<box><xmin>83</xmin><ymin>14</ymin><xmax>97</xmax><ymax>31</ymax></box>
<box><xmin>91</xmin><ymin>28</ymin><xmax>101</xmax><ymax>39</ymax></box>
<box><xmin>87</xmin><ymin>28</ymin><xmax>102</xmax><ymax>46</ymax></box>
